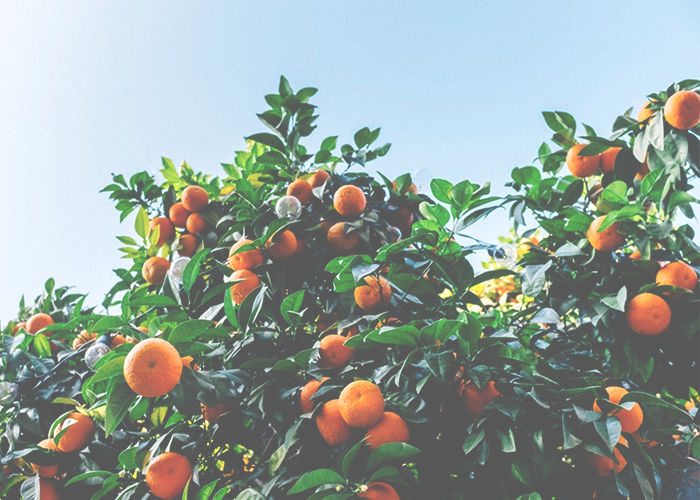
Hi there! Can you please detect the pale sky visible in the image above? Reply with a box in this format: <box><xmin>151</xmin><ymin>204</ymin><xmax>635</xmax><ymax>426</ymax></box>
<box><xmin>1</xmin><ymin>1</ymin><xmax>699</xmax><ymax>321</ymax></box>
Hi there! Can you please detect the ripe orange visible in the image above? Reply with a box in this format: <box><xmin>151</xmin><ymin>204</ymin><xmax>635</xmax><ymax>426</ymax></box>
<box><xmin>53</xmin><ymin>412</ymin><xmax>95</xmax><ymax>452</ymax></box>
<box><xmin>593</xmin><ymin>387</ymin><xmax>643</xmax><ymax>433</ymax></box>
<box><xmin>587</xmin><ymin>216</ymin><xmax>625</xmax><ymax>252</ymax></box>
<box><xmin>201</xmin><ymin>401</ymin><xmax>237</xmax><ymax>424</ymax></box>
<box><xmin>146</xmin><ymin>452</ymin><xmax>192</xmax><ymax>500</ymax></box>
<box><xmin>600</xmin><ymin>147</ymin><xmax>621</xmax><ymax>173</ymax></box>
<box><xmin>318</xmin><ymin>335</ymin><xmax>355</xmax><ymax>369</ymax></box>
<box><xmin>142</xmin><ymin>257</ymin><xmax>171</xmax><ymax>285</ymax></box>
<box><xmin>168</xmin><ymin>202</ymin><xmax>191</xmax><ymax>228</ymax></box>
<box><xmin>459</xmin><ymin>380</ymin><xmax>500</xmax><ymax>418</ymax></box>
<box><xmin>11</xmin><ymin>321</ymin><xmax>26</xmax><ymax>335</ymax></box>
<box><xmin>354</xmin><ymin>276</ymin><xmax>392</xmax><ymax>312</ymax></box>
<box><xmin>73</xmin><ymin>330</ymin><xmax>96</xmax><ymax>350</ymax></box>
<box><xmin>265</xmin><ymin>230</ymin><xmax>297</xmax><ymax>261</ymax></box>
<box><xmin>327</xmin><ymin>222</ymin><xmax>359</xmax><ymax>254</ymax></box>
<box><xmin>664</xmin><ymin>90</ymin><xmax>700</xmax><ymax>130</ymax></box>
<box><xmin>637</xmin><ymin>160</ymin><xmax>650</xmax><ymax>180</ymax></box>
<box><xmin>186</xmin><ymin>213</ymin><xmax>210</xmax><ymax>235</ymax></box>
<box><xmin>566</xmin><ymin>144</ymin><xmax>600</xmax><ymax>178</ymax></box>
<box><xmin>124</xmin><ymin>338</ymin><xmax>183</xmax><ymax>397</ymax></box>
<box><xmin>228</xmin><ymin>239</ymin><xmax>263</xmax><ymax>271</ymax></box>
<box><xmin>26</xmin><ymin>313</ymin><xmax>55</xmax><ymax>335</ymax></box>
<box><xmin>287</xmin><ymin>179</ymin><xmax>314</xmax><ymax>204</ymax></box>
<box><xmin>37</xmin><ymin>478</ymin><xmax>60</xmax><ymax>500</ymax></box>
<box><xmin>583</xmin><ymin>436</ymin><xmax>628</xmax><ymax>477</ymax></box>
<box><xmin>334</xmin><ymin>185</ymin><xmax>367</xmax><ymax>217</ymax></box>
<box><xmin>300</xmin><ymin>377</ymin><xmax>330</xmax><ymax>413</ymax></box>
<box><xmin>309</xmin><ymin>170</ymin><xmax>330</xmax><ymax>188</ymax></box>
<box><xmin>290</xmin><ymin>237</ymin><xmax>307</xmax><ymax>262</ymax></box>
<box><xmin>176</xmin><ymin>234</ymin><xmax>200</xmax><ymax>258</ymax></box>
<box><xmin>111</xmin><ymin>334</ymin><xmax>136</xmax><ymax>348</ymax></box>
<box><xmin>342</xmin><ymin>325</ymin><xmax>360</xmax><ymax>338</ymax></box>
<box><xmin>316</xmin><ymin>399</ymin><xmax>352</xmax><ymax>446</ymax></box>
<box><xmin>393</xmin><ymin>180</ymin><xmax>418</xmax><ymax>194</ymax></box>
<box><xmin>629</xmin><ymin>251</ymin><xmax>642</xmax><ymax>261</ymax></box>
<box><xmin>625</xmin><ymin>293</ymin><xmax>671</xmax><ymax>336</ymax></box>
<box><xmin>638</xmin><ymin>101</ymin><xmax>655</xmax><ymax>125</ymax></box>
<box><xmin>149</xmin><ymin>217</ymin><xmax>175</xmax><ymax>246</ymax></box>
<box><xmin>338</xmin><ymin>380</ymin><xmax>384</xmax><ymax>428</ymax></box>
<box><xmin>358</xmin><ymin>482</ymin><xmax>400</xmax><ymax>500</ymax></box>
<box><xmin>181</xmin><ymin>186</ymin><xmax>209</xmax><ymax>212</ymax></box>
<box><xmin>656</xmin><ymin>261</ymin><xmax>697</xmax><ymax>297</ymax></box>
<box><xmin>32</xmin><ymin>439</ymin><xmax>59</xmax><ymax>477</ymax></box>
<box><xmin>229</xmin><ymin>270</ymin><xmax>262</xmax><ymax>304</ymax></box>
<box><xmin>364</xmin><ymin>412</ymin><xmax>410</xmax><ymax>450</ymax></box>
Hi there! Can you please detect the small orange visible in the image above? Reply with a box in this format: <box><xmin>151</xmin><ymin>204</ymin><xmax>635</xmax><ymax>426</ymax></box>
<box><xmin>201</xmin><ymin>401</ymin><xmax>237</xmax><ymax>424</ymax></box>
<box><xmin>186</xmin><ymin>213</ymin><xmax>210</xmax><ymax>235</ymax></box>
<box><xmin>316</xmin><ymin>399</ymin><xmax>352</xmax><ymax>446</ymax></box>
<box><xmin>146</xmin><ymin>452</ymin><xmax>192</xmax><ymax>500</ymax></box>
<box><xmin>110</xmin><ymin>334</ymin><xmax>134</xmax><ymax>348</ymax></box>
<box><xmin>459</xmin><ymin>380</ymin><xmax>500</xmax><ymax>418</ymax></box>
<box><xmin>73</xmin><ymin>330</ymin><xmax>96</xmax><ymax>350</ymax></box>
<box><xmin>656</xmin><ymin>261</ymin><xmax>697</xmax><ymax>297</ymax></box>
<box><xmin>338</xmin><ymin>380</ymin><xmax>384</xmax><ymax>428</ymax></box>
<box><xmin>638</xmin><ymin>101</ymin><xmax>655</xmax><ymax>125</ymax></box>
<box><xmin>342</xmin><ymin>325</ymin><xmax>360</xmax><ymax>338</ymax></box>
<box><xmin>583</xmin><ymin>436</ymin><xmax>628</xmax><ymax>477</ymax></box>
<box><xmin>600</xmin><ymin>147</ymin><xmax>621</xmax><ymax>173</ymax></box>
<box><xmin>566</xmin><ymin>144</ymin><xmax>600</xmax><ymax>178</ymax></box>
<box><xmin>229</xmin><ymin>269</ymin><xmax>262</xmax><ymax>305</ymax></box>
<box><xmin>365</xmin><ymin>412</ymin><xmax>410</xmax><ymax>450</ymax></box>
<box><xmin>11</xmin><ymin>321</ymin><xmax>26</xmax><ymax>335</ymax></box>
<box><xmin>358</xmin><ymin>482</ymin><xmax>400</xmax><ymax>500</ymax></box>
<box><xmin>265</xmin><ymin>230</ymin><xmax>297</xmax><ymax>261</ymax></box>
<box><xmin>327</xmin><ymin>222</ymin><xmax>359</xmax><ymax>254</ymax></box>
<box><xmin>354</xmin><ymin>276</ymin><xmax>392</xmax><ymax>312</ymax></box>
<box><xmin>53</xmin><ymin>412</ymin><xmax>95</xmax><ymax>452</ymax></box>
<box><xmin>32</xmin><ymin>439</ymin><xmax>59</xmax><ymax>477</ymax></box>
<box><xmin>629</xmin><ymin>251</ymin><xmax>642</xmax><ymax>261</ymax></box>
<box><xmin>664</xmin><ymin>90</ymin><xmax>700</xmax><ymax>130</ymax></box>
<box><xmin>334</xmin><ymin>185</ymin><xmax>367</xmax><ymax>217</ymax></box>
<box><xmin>625</xmin><ymin>293</ymin><xmax>671</xmax><ymax>336</ymax></box>
<box><xmin>176</xmin><ymin>234</ymin><xmax>201</xmax><ymax>258</ymax></box>
<box><xmin>318</xmin><ymin>335</ymin><xmax>355</xmax><ymax>370</ymax></box>
<box><xmin>124</xmin><ymin>338</ymin><xmax>183</xmax><ymax>397</ymax></box>
<box><xmin>587</xmin><ymin>216</ymin><xmax>625</xmax><ymax>252</ymax></box>
<box><xmin>637</xmin><ymin>160</ymin><xmax>650</xmax><ymax>180</ymax></box>
<box><xmin>300</xmin><ymin>377</ymin><xmax>330</xmax><ymax>413</ymax></box>
<box><xmin>309</xmin><ymin>170</ymin><xmax>330</xmax><ymax>188</ymax></box>
<box><xmin>393</xmin><ymin>180</ymin><xmax>418</xmax><ymax>194</ymax></box>
<box><xmin>142</xmin><ymin>257</ymin><xmax>171</xmax><ymax>285</ymax></box>
<box><xmin>149</xmin><ymin>217</ymin><xmax>175</xmax><ymax>246</ymax></box>
<box><xmin>287</xmin><ymin>179</ymin><xmax>314</xmax><ymax>204</ymax></box>
<box><xmin>181</xmin><ymin>186</ymin><xmax>209</xmax><ymax>212</ymax></box>
<box><xmin>228</xmin><ymin>239</ymin><xmax>263</xmax><ymax>271</ymax></box>
<box><xmin>26</xmin><ymin>313</ymin><xmax>55</xmax><ymax>335</ymax></box>
<box><xmin>593</xmin><ymin>387</ymin><xmax>643</xmax><ymax>433</ymax></box>
<box><xmin>168</xmin><ymin>202</ymin><xmax>191</xmax><ymax>228</ymax></box>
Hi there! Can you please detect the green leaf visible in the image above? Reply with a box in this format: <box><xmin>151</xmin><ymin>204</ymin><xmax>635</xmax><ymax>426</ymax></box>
<box><xmin>341</xmin><ymin>439</ymin><xmax>366</xmax><ymax>477</ymax></box>
<box><xmin>33</xmin><ymin>334</ymin><xmax>51</xmax><ymax>358</ymax></box>
<box><xmin>105</xmin><ymin>380</ymin><xmax>137</xmax><ymax>436</ymax></box>
<box><xmin>463</xmin><ymin>430</ymin><xmax>485</xmax><ymax>455</ymax></box>
<box><xmin>64</xmin><ymin>471</ymin><xmax>113</xmax><ymax>486</ymax></box>
<box><xmin>288</xmin><ymin>469</ymin><xmax>345</xmax><ymax>494</ymax></box>
<box><xmin>365</xmin><ymin>443</ymin><xmax>420</xmax><ymax>473</ymax></box>
<box><xmin>281</xmin><ymin>290</ymin><xmax>305</xmax><ymax>325</ymax></box>
<box><xmin>430</xmin><ymin>179</ymin><xmax>453</xmax><ymax>203</ymax></box>
<box><xmin>246</xmin><ymin>133</ymin><xmax>286</xmax><ymax>154</ymax></box>
<box><xmin>127</xmin><ymin>295</ymin><xmax>179</xmax><ymax>308</ymax></box>
<box><xmin>234</xmin><ymin>489</ymin><xmax>265</xmax><ymax>500</ymax></box>
<box><xmin>167</xmin><ymin>320</ymin><xmax>212</xmax><ymax>344</ymax></box>
<box><xmin>668</xmin><ymin>191</ymin><xmax>697</xmax><ymax>212</ymax></box>
<box><xmin>193</xmin><ymin>479</ymin><xmax>219</xmax><ymax>500</ymax></box>
<box><xmin>91</xmin><ymin>356</ymin><xmax>126</xmax><ymax>384</ymax></box>
<box><xmin>183</xmin><ymin>249</ymin><xmax>211</xmax><ymax>294</ymax></box>
<box><xmin>135</xmin><ymin>207</ymin><xmax>150</xmax><ymax>240</ymax></box>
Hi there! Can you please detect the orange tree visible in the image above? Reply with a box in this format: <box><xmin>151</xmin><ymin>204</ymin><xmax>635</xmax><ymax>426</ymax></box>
<box><xmin>0</xmin><ymin>77</ymin><xmax>698</xmax><ymax>500</ymax></box>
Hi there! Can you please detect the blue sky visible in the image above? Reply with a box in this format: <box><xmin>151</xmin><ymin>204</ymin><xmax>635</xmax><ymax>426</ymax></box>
<box><xmin>1</xmin><ymin>1</ymin><xmax>699</xmax><ymax>321</ymax></box>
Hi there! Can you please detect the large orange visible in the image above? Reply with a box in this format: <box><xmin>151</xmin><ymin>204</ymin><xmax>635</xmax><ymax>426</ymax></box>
<box><xmin>354</xmin><ymin>276</ymin><xmax>392</xmax><ymax>312</ymax></box>
<box><xmin>316</xmin><ymin>399</ymin><xmax>352</xmax><ymax>446</ymax></box>
<box><xmin>228</xmin><ymin>239</ymin><xmax>263</xmax><ymax>271</ymax></box>
<box><xmin>583</xmin><ymin>437</ymin><xmax>628</xmax><ymax>477</ymax></box>
<box><xmin>656</xmin><ymin>261</ymin><xmax>697</xmax><ymax>297</ymax></box>
<box><xmin>338</xmin><ymin>380</ymin><xmax>384</xmax><ymax>428</ymax></box>
<box><xmin>168</xmin><ymin>202</ymin><xmax>191</xmax><ymax>228</ymax></box>
<box><xmin>124</xmin><ymin>338</ymin><xmax>183</xmax><ymax>397</ymax></box>
<box><xmin>365</xmin><ymin>412</ymin><xmax>410</xmax><ymax>450</ymax></box>
<box><xmin>146</xmin><ymin>452</ymin><xmax>192</xmax><ymax>500</ymax></box>
<box><xmin>265</xmin><ymin>230</ymin><xmax>297</xmax><ymax>261</ymax></box>
<box><xmin>181</xmin><ymin>186</ymin><xmax>209</xmax><ymax>212</ymax></box>
<box><xmin>334</xmin><ymin>185</ymin><xmax>366</xmax><ymax>216</ymax></box>
<box><xmin>53</xmin><ymin>412</ymin><xmax>95</xmax><ymax>452</ymax></box>
<box><xmin>176</xmin><ymin>234</ymin><xmax>200</xmax><ymax>258</ymax></box>
<box><xmin>72</xmin><ymin>330</ymin><xmax>96</xmax><ymax>350</ymax></box>
<box><xmin>600</xmin><ymin>147</ymin><xmax>621</xmax><ymax>173</ymax></box>
<box><xmin>201</xmin><ymin>401</ymin><xmax>237</xmax><ymax>424</ymax></box>
<box><xmin>587</xmin><ymin>216</ymin><xmax>625</xmax><ymax>252</ymax></box>
<box><xmin>318</xmin><ymin>335</ymin><xmax>355</xmax><ymax>369</ymax></box>
<box><xmin>566</xmin><ymin>144</ymin><xmax>600</xmax><ymax>178</ymax></box>
<box><xmin>327</xmin><ymin>222</ymin><xmax>359</xmax><ymax>254</ymax></box>
<box><xmin>37</xmin><ymin>478</ymin><xmax>60</xmax><ymax>500</ymax></box>
<box><xmin>229</xmin><ymin>270</ymin><xmax>261</xmax><ymax>304</ymax></box>
<box><xmin>664</xmin><ymin>90</ymin><xmax>700</xmax><ymax>130</ymax></box>
<box><xmin>186</xmin><ymin>213</ymin><xmax>210</xmax><ymax>235</ymax></box>
<box><xmin>592</xmin><ymin>387</ymin><xmax>643</xmax><ymax>433</ymax></box>
<box><xmin>142</xmin><ymin>257</ymin><xmax>170</xmax><ymax>285</ymax></box>
<box><xmin>300</xmin><ymin>377</ymin><xmax>330</xmax><ymax>413</ymax></box>
<box><xmin>358</xmin><ymin>482</ymin><xmax>400</xmax><ymax>500</ymax></box>
<box><xmin>309</xmin><ymin>170</ymin><xmax>330</xmax><ymax>188</ymax></box>
<box><xmin>32</xmin><ymin>439</ymin><xmax>59</xmax><ymax>477</ymax></box>
<box><xmin>26</xmin><ymin>313</ymin><xmax>55</xmax><ymax>335</ymax></box>
<box><xmin>287</xmin><ymin>179</ymin><xmax>314</xmax><ymax>204</ymax></box>
<box><xmin>459</xmin><ymin>380</ymin><xmax>500</xmax><ymax>418</ymax></box>
<box><xmin>625</xmin><ymin>293</ymin><xmax>671</xmax><ymax>336</ymax></box>
<box><xmin>149</xmin><ymin>217</ymin><xmax>175</xmax><ymax>246</ymax></box>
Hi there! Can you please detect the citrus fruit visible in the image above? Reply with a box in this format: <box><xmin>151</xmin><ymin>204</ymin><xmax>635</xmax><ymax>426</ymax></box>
<box><xmin>600</xmin><ymin>147</ymin><xmax>621</xmax><ymax>173</ymax></box>
<box><xmin>459</xmin><ymin>380</ymin><xmax>500</xmax><ymax>418</ymax></box>
<box><xmin>176</xmin><ymin>234</ymin><xmax>200</xmax><ymax>258</ymax></box>
<box><xmin>625</xmin><ymin>293</ymin><xmax>671</xmax><ymax>336</ymax></box>
<box><xmin>566</xmin><ymin>144</ymin><xmax>600</xmax><ymax>178</ymax></box>
<box><xmin>181</xmin><ymin>186</ymin><xmax>209</xmax><ymax>212</ymax></box>
<box><xmin>393</xmin><ymin>179</ymin><xmax>418</xmax><ymax>194</ymax></box>
<box><xmin>37</xmin><ymin>478</ymin><xmax>60</xmax><ymax>500</ymax></box>
<box><xmin>309</xmin><ymin>170</ymin><xmax>330</xmax><ymax>188</ymax></box>
<box><xmin>229</xmin><ymin>269</ymin><xmax>261</xmax><ymax>304</ymax></box>
<box><xmin>364</xmin><ymin>412</ymin><xmax>410</xmax><ymax>450</ymax></box>
<box><xmin>265</xmin><ymin>230</ymin><xmax>297</xmax><ymax>261</ymax></box>
<box><xmin>185</xmin><ymin>213</ymin><xmax>210</xmax><ymax>235</ymax></box>
<box><xmin>72</xmin><ymin>330</ymin><xmax>96</xmax><ymax>350</ymax></box>
<box><xmin>26</xmin><ymin>313</ymin><xmax>54</xmax><ymax>335</ymax></box>
<box><xmin>338</xmin><ymin>380</ymin><xmax>384</xmax><ymax>428</ymax></box>
<box><xmin>287</xmin><ymin>179</ymin><xmax>314</xmax><ymax>204</ymax></box>
<box><xmin>583</xmin><ymin>437</ymin><xmax>628</xmax><ymax>477</ymax></box>
<box><xmin>358</xmin><ymin>482</ymin><xmax>400</xmax><ymax>500</ymax></box>
<box><xmin>142</xmin><ymin>257</ymin><xmax>170</xmax><ymax>285</ymax></box>
<box><xmin>656</xmin><ymin>261</ymin><xmax>697</xmax><ymax>297</ymax></box>
<box><xmin>333</xmin><ymin>185</ymin><xmax>366</xmax><ymax>216</ymax></box>
<box><xmin>300</xmin><ymin>377</ymin><xmax>330</xmax><ymax>413</ymax></box>
<box><xmin>32</xmin><ymin>439</ymin><xmax>59</xmax><ymax>477</ymax></box>
<box><xmin>53</xmin><ymin>412</ymin><xmax>95</xmax><ymax>452</ymax></box>
<box><xmin>168</xmin><ymin>202</ymin><xmax>191</xmax><ymax>228</ymax></box>
<box><xmin>593</xmin><ymin>387</ymin><xmax>643</xmax><ymax>433</ymax></box>
<box><xmin>327</xmin><ymin>222</ymin><xmax>359</xmax><ymax>254</ymax></box>
<box><xmin>11</xmin><ymin>322</ymin><xmax>26</xmax><ymax>335</ymax></box>
<box><xmin>149</xmin><ymin>217</ymin><xmax>175</xmax><ymax>246</ymax></box>
<box><xmin>638</xmin><ymin>101</ymin><xmax>655</xmax><ymax>124</ymax></box>
<box><xmin>316</xmin><ymin>399</ymin><xmax>352</xmax><ymax>446</ymax></box>
<box><xmin>664</xmin><ymin>90</ymin><xmax>700</xmax><ymax>130</ymax></box>
<box><xmin>318</xmin><ymin>335</ymin><xmax>355</xmax><ymax>369</ymax></box>
<box><xmin>354</xmin><ymin>275</ymin><xmax>392</xmax><ymax>312</ymax></box>
<box><xmin>228</xmin><ymin>239</ymin><xmax>263</xmax><ymax>271</ymax></box>
<box><xmin>123</xmin><ymin>338</ymin><xmax>183</xmax><ymax>397</ymax></box>
<box><xmin>201</xmin><ymin>401</ymin><xmax>237</xmax><ymax>424</ymax></box>
<box><xmin>145</xmin><ymin>452</ymin><xmax>192</xmax><ymax>500</ymax></box>
<box><xmin>587</xmin><ymin>216</ymin><xmax>625</xmax><ymax>252</ymax></box>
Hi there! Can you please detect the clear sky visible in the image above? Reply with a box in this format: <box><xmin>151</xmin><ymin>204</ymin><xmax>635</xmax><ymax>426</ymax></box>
<box><xmin>1</xmin><ymin>1</ymin><xmax>699</xmax><ymax>321</ymax></box>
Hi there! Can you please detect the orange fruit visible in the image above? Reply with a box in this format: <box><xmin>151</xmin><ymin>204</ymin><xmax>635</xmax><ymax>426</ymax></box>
<box><xmin>385</xmin><ymin>206</ymin><xmax>414</xmax><ymax>237</ymax></box>
<box><xmin>168</xmin><ymin>202</ymin><xmax>191</xmax><ymax>229</ymax></box>
<box><xmin>265</xmin><ymin>230</ymin><xmax>297</xmax><ymax>261</ymax></box>
<box><xmin>338</xmin><ymin>380</ymin><xmax>384</xmax><ymax>428</ymax></box>
<box><xmin>637</xmin><ymin>160</ymin><xmax>650</xmax><ymax>180</ymax></box>
<box><xmin>149</xmin><ymin>217</ymin><xmax>175</xmax><ymax>246</ymax></box>
<box><xmin>290</xmin><ymin>237</ymin><xmax>307</xmax><ymax>262</ymax></box>
<box><xmin>334</xmin><ymin>185</ymin><xmax>367</xmax><ymax>217</ymax></box>
<box><xmin>176</xmin><ymin>234</ymin><xmax>200</xmax><ymax>258</ymax></box>
<box><xmin>181</xmin><ymin>356</ymin><xmax>198</xmax><ymax>370</ymax></box>
<box><xmin>664</xmin><ymin>90</ymin><xmax>700</xmax><ymax>130</ymax></box>
<box><xmin>186</xmin><ymin>213</ymin><xmax>210</xmax><ymax>235</ymax></box>
<box><xmin>318</xmin><ymin>335</ymin><xmax>355</xmax><ymax>370</ymax></box>
<box><xmin>354</xmin><ymin>276</ymin><xmax>392</xmax><ymax>312</ymax></box>
<box><xmin>316</xmin><ymin>399</ymin><xmax>352</xmax><ymax>446</ymax></box>
<box><xmin>229</xmin><ymin>269</ymin><xmax>261</xmax><ymax>304</ymax></box>
<box><xmin>137</xmin><ymin>326</ymin><xmax>149</xmax><ymax>334</ymax></box>
<box><xmin>37</xmin><ymin>478</ymin><xmax>60</xmax><ymax>500</ymax></box>
<box><xmin>26</xmin><ymin>313</ymin><xmax>54</xmax><ymax>335</ymax></box>
<box><xmin>300</xmin><ymin>377</ymin><xmax>330</xmax><ymax>413</ymax></box>
<box><xmin>110</xmin><ymin>334</ymin><xmax>133</xmax><ymax>348</ymax></box>
<box><xmin>327</xmin><ymin>222</ymin><xmax>359</xmax><ymax>254</ymax></box>
<box><xmin>459</xmin><ymin>380</ymin><xmax>500</xmax><ymax>418</ymax></box>
<box><xmin>287</xmin><ymin>179</ymin><xmax>314</xmax><ymax>204</ymax></box>
<box><xmin>124</xmin><ymin>338</ymin><xmax>183</xmax><ymax>397</ymax></box>
<box><xmin>587</xmin><ymin>216</ymin><xmax>625</xmax><ymax>252</ymax></box>
<box><xmin>342</xmin><ymin>325</ymin><xmax>360</xmax><ymax>338</ymax></box>
<box><xmin>52</xmin><ymin>412</ymin><xmax>95</xmax><ymax>452</ymax></box>
<box><xmin>201</xmin><ymin>401</ymin><xmax>237</xmax><ymax>424</ymax></box>
<box><xmin>685</xmin><ymin>400</ymin><xmax>696</xmax><ymax>411</ymax></box>
<box><xmin>73</xmin><ymin>330</ymin><xmax>96</xmax><ymax>350</ymax></box>
<box><xmin>309</xmin><ymin>170</ymin><xmax>330</xmax><ymax>188</ymax></box>
<box><xmin>629</xmin><ymin>251</ymin><xmax>642</xmax><ymax>261</ymax></box>
<box><xmin>181</xmin><ymin>186</ymin><xmax>209</xmax><ymax>212</ymax></box>
<box><xmin>146</xmin><ymin>452</ymin><xmax>192</xmax><ymax>500</ymax></box>
<box><xmin>566</xmin><ymin>144</ymin><xmax>600</xmax><ymax>178</ymax></box>
<box><xmin>656</xmin><ymin>261</ymin><xmax>697</xmax><ymax>297</ymax></box>
<box><xmin>358</xmin><ymin>482</ymin><xmax>400</xmax><ymax>500</ymax></box>
<box><xmin>583</xmin><ymin>437</ymin><xmax>628</xmax><ymax>477</ymax></box>
<box><xmin>228</xmin><ymin>239</ymin><xmax>263</xmax><ymax>271</ymax></box>
<box><xmin>364</xmin><ymin>412</ymin><xmax>410</xmax><ymax>450</ymax></box>
<box><xmin>600</xmin><ymin>147</ymin><xmax>621</xmax><ymax>173</ymax></box>
<box><xmin>393</xmin><ymin>180</ymin><xmax>418</xmax><ymax>194</ymax></box>
<box><xmin>142</xmin><ymin>257</ymin><xmax>171</xmax><ymax>285</ymax></box>
<box><xmin>625</xmin><ymin>293</ymin><xmax>671</xmax><ymax>336</ymax></box>
<box><xmin>11</xmin><ymin>321</ymin><xmax>26</xmax><ymax>335</ymax></box>
<box><xmin>632</xmin><ymin>432</ymin><xmax>659</xmax><ymax>448</ymax></box>
<box><xmin>638</xmin><ymin>101</ymin><xmax>655</xmax><ymax>125</ymax></box>
<box><xmin>592</xmin><ymin>387</ymin><xmax>643</xmax><ymax>433</ymax></box>
<box><xmin>32</xmin><ymin>439</ymin><xmax>59</xmax><ymax>477</ymax></box>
